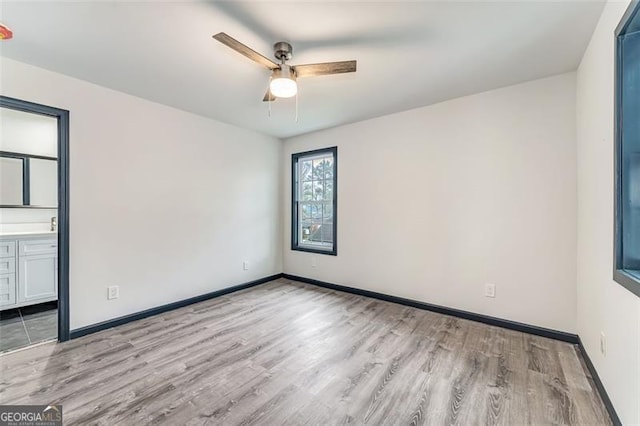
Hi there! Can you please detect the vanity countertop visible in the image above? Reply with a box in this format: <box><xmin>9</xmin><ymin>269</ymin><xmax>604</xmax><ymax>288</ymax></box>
<box><xmin>0</xmin><ymin>231</ymin><xmax>57</xmax><ymax>238</ymax></box>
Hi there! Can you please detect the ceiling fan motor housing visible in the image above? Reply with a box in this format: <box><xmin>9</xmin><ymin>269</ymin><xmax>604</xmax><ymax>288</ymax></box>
<box><xmin>274</xmin><ymin>41</ymin><xmax>293</xmax><ymax>62</ymax></box>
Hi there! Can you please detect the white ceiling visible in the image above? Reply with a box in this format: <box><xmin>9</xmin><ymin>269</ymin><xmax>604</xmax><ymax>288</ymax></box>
<box><xmin>0</xmin><ymin>1</ymin><xmax>604</xmax><ymax>138</ymax></box>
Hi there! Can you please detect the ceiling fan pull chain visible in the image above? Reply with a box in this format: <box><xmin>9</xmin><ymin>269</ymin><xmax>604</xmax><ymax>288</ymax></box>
<box><xmin>295</xmin><ymin>89</ymin><xmax>299</xmax><ymax>123</ymax></box>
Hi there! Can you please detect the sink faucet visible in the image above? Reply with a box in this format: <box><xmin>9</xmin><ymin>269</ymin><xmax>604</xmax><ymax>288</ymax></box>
<box><xmin>51</xmin><ymin>217</ymin><xmax>57</xmax><ymax>232</ymax></box>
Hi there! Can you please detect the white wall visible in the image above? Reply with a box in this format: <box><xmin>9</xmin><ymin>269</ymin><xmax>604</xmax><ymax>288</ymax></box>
<box><xmin>283</xmin><ymin>73</ymin><xmax>577</xmax><ymax>333</ymax></box>
<box><xmin>0</xmin><ymin>208</ymin><xmax>57</xmax><ymax>229</ymax></box>
<box><xmin>576</xmin><ymin>1</ymin><xmax>640</xmax><ymax>424</ymax></box>
<box><xmin>1</xmin><ymin>57</ymin><xmax>282</xmax><ymax>329</ymax></box>
<box><xmin>1</xmin><ymin>107</ymin><xmax>58</xmax><ymax>157</ymax></box>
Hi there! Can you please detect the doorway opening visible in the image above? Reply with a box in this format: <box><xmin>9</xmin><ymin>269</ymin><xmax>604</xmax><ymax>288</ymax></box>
<box><xmin>0</xmin><ymin>96</ymin><xmax>69</xmax><ymax>353</ymax></box>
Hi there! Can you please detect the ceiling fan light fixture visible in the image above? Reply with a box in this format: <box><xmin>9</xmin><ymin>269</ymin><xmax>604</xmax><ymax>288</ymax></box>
<box><xmin>270</xmin><ymin>65</ymin><xmax>297</xmax><ymax>98</ymax></box>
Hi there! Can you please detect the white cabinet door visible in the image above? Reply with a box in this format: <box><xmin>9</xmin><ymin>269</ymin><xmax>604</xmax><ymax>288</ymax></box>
<box><xmin>18</xmin><ymin>254</ymin><xmax>57</xmax><ymax>303</ymax></box>
<box><xmin>0</xmin><ymin>274</ymin><xmax>17</xmax><ymax>307</ymax></box>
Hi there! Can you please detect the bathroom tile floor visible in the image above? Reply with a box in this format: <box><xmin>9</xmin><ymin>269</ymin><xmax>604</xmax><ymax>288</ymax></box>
<box><xmin>0</xmin><ymin>302</ymin><xmax>57</xmax><ymax>353</ymax></box>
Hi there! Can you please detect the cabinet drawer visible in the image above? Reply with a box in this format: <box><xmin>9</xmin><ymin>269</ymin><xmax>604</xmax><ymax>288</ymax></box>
<box><xmin>19</xmin><ymin>239</ymin><xmax>57</xmax><ymax>256</ymax></box>
<box><xmin>0</xmin><ymin>273</ymin><xmax>17</xmax><ymax>308</ymax></box>
<box><xmin>0</xmin><ymin>241</ymin><xmax>16</xmax><ymax>258</ymax></box>
<box><xmin>0</xmin><ymin>257</ymin><xmax>15</xmax><ymax>274</ymax></box>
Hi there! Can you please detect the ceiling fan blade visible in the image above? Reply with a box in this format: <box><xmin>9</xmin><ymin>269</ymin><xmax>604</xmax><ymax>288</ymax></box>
<box><xmin>293</xmin><ymin>60</ymin><xmax>357</xmax><ymax>77</ymax></box>
<box><xmin>212</xmin><ymin>32</ymin><xmax>278</xmax><ymax>70</ymax></box>
<box><xmin>263</xmin><ymin>88</ymin><xmax>276</xmax><ymax>102</ymax></box>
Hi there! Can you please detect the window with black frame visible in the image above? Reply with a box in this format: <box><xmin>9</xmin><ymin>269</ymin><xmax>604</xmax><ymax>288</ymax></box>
<box><xmin>291</xmin><ymin>147</ymin><xmax>337</xmax><ymax>255</ymax></box>
<box><xmin>614</xmin><ymin>1</ymin><xmax>640</xmax><ymax>297</ymax></box>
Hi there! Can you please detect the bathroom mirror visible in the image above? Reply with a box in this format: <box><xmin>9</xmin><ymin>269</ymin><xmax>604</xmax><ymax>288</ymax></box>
<box><xmin>0</xmin><ymin>156</ymin><xmax>25</xmax><ymax>205</ymax></box>
<box><xmin>0</xmin><ymin>151</ymin><xmax>57</xmax><ymax>208</ymax></box>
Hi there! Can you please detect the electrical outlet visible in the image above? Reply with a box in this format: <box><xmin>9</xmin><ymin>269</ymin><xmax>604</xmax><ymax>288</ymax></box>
<box><xmin>107</xmin><ymin>285</ymin><xmax>119</xmax><ymax>300</ymax></box>
<box><xmin>484</xmin><ymin>283</ymin><xmax>496</xmax><ymax>298</ymax></box>
<box><xmin>311</xmin><ymin>257</ymin><xmax>317</xmax><ymax>268</ymax></box>
<box><xmin>243</xmin><ymin>260</ymin><xmax>249</xmax><ymax>271</ymax></box>
<box><xmin>600</xmin><ymin>332</ymin><xmax>606</xmax><ymax>356</ymax></box>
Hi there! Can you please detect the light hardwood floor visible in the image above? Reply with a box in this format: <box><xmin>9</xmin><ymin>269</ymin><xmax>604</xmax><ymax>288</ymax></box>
<box><xmin>0</xmin><ymin>279</ymin><xmax>611</xmax><ymax>425</ymax></box>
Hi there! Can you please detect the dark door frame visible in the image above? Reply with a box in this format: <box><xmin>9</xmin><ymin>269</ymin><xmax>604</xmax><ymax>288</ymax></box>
<box><xmin>0</xmin><ymin>95</ymin><xmax>70</xmax><ymax>342</ymax></box>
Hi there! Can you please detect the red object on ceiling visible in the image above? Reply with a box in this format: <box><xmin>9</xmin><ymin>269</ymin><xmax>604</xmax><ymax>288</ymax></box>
<box><xmin>0</xmin><ymin>24</ymin><xmax>13</xmax><ymax>40</ymax></box>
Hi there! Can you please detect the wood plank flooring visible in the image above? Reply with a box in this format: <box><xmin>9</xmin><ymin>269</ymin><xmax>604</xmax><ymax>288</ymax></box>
<box><xmin>0</xmin><ymin>279</ymin><xmax>611</xmax><ymax>425</ymax></box>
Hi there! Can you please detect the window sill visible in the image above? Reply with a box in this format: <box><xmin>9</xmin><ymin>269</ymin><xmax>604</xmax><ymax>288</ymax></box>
<box><xmin>613</xmin><ymin>269</ymin><xmax>640</xmax><ymax>298</ymax></box>
<box><xmin>292</xmin><ymin>246</ymin><xmax>337</xmax><ymax>256</ymax></box>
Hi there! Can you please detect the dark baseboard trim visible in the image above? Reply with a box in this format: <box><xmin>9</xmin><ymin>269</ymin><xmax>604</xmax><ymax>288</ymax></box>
<box><xmin>282</xmin><ymin>274</ymin><xmax>579</xmax><ymax>344</ymax></box>
<box><xmin>576</xmin><ymin>337</ymin><xmax>622</xmax><ymax>426</ymax></box>
<box><xmin>69</xmin><ymin>273</ymin><xmax>284</xmax><ymax>339</ymax></box>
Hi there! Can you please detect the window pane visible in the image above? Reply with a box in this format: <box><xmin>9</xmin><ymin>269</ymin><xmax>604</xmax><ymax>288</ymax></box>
<box><xmin>624</xmin><ymin>152</ymin><xmax>640</xmax><ymax>269</ymax></box>
<box><xmin>309</xmin><ymin>223</ymin><xmax>333</xmax><ymax>244</ymax></box>
<box><xmin>311</xmin><ymin>204</ymin><xmax>322</xmax><ymax>220</ymax></box>
<box><xmin>322</xmin><ymin>226</ymin><xmax>334</xmax><ymax>244</ymax></box>
<box><xmin>300</xmin><ymin>222</ymin><xmax>312</xmax><ymax>242</ymax></box>
<box><xmin>324</xmin><ymin>158</ymin><xmax>334</xmax><ymax>180</ymax></box>
<box><xmin>312</xmin><ymin>159</ymin><xmax>326</xmax><ymax>181</ymax></box>
<box><xmin>300</xmin><ymin>203</ymin><xmax>311</xmax><ymax>221</ymax></box>
<box><xmin>621</xmin><ymin>32</ymin><xmax>640</xmax><ymax>272</ymax></box>
<box><xmin>630</xmin><ymin>154</ymin><xmax>640</xmax><ymax>207</ymax></box>
<box><xmin>313</xmin><ymin>181</ymin><xmax>324</xmax><ymax>201</ymax></box>
<box><xmin>308</xmin><ymin>222</ymin><xmax>323</xmax><ymax>243</ymax></box>
<box><xmin>300</xmin><ymin>160</ymin><xmax>313</xmax><ymax>181</ymax></box>
<box><xmin>323</xmin><ymin>203</ymin><xmax>333</xmax><ymax>223</ymax></box>
<box><xmin>301</xmin><ymin>181</ymin><xmax>313</xmax><ymax>201</ymax></box>
<box><xmin>324</xmin><ymin>180</ymin><xmax>334</xmax><ymax>201</ymax></box>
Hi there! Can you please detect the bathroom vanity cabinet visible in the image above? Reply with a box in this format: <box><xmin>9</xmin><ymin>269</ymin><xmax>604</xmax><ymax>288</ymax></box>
<box><xmin>0</xmin><ymin>233</ymin><xmax>57</xmax><ymax>310</ymax></box>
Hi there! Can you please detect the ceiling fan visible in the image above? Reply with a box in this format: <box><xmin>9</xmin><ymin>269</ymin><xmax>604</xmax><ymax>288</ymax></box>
<box><xmin>212</xmin><ymin>32</ymin><xmax>357</xmax><ymax>102</ymax></box>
